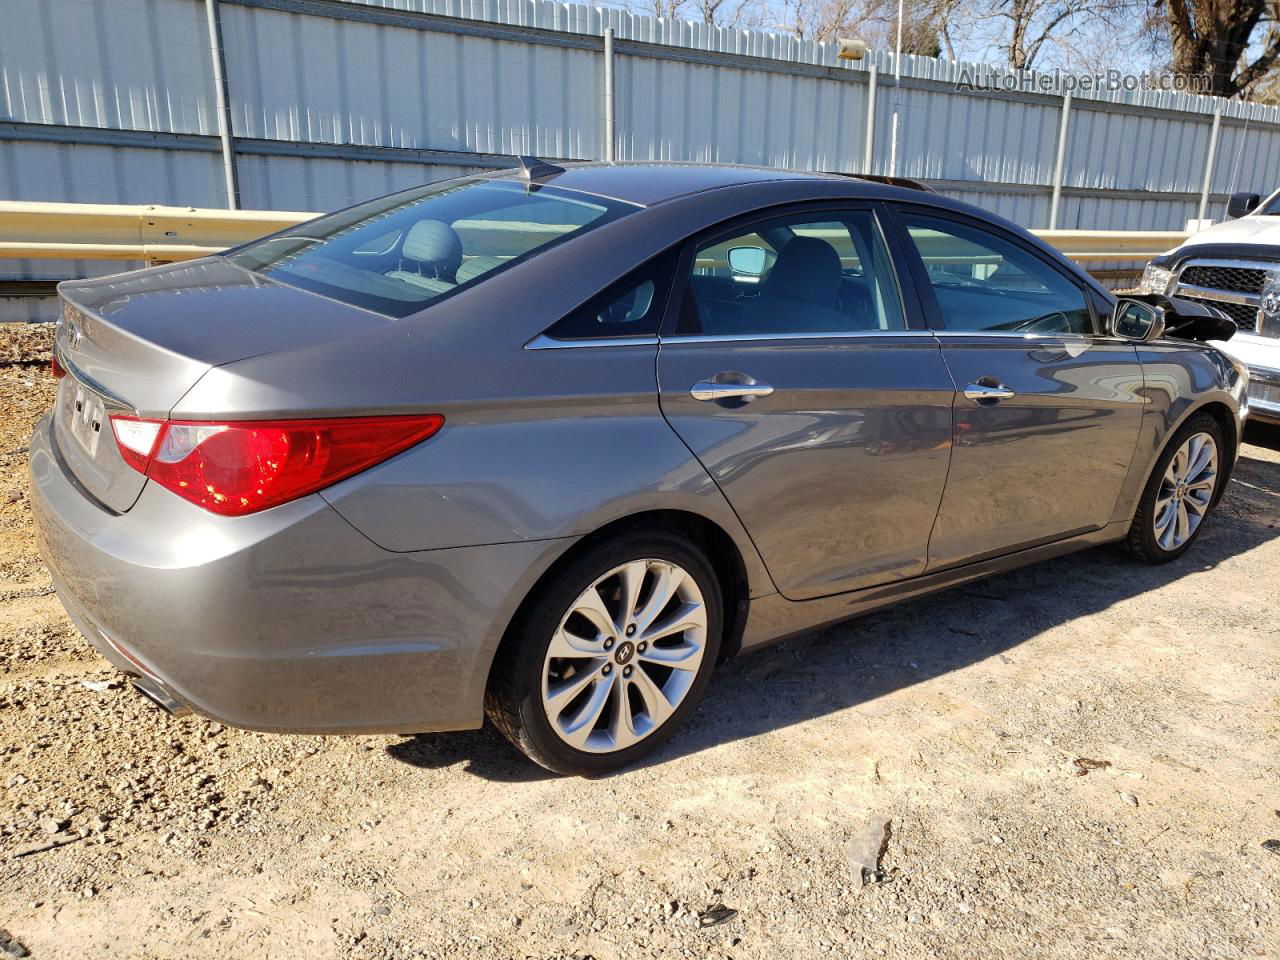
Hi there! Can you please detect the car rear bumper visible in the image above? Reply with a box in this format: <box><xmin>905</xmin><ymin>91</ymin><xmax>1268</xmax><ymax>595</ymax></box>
<box><xmin>28</xmin><ymin>414</ymin><xmax>572</xmax><ymax>734</ymax></box>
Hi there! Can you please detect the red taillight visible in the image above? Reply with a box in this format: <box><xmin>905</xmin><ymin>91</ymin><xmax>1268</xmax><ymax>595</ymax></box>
<box><xmin>51</xmin><ymin>354</ymin><xmax>67</xmax><ymax>379</ymax></box>
<box><xmin>109</xmin><ymin>414</ymin><xmax>444</xmax><ymax>516</ymax></box>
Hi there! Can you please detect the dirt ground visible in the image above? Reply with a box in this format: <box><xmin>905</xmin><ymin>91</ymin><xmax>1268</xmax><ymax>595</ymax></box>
<box><xmin>0</xmin><ymin>322</ymin><xmax>1276</xmax><ymax>960</ymax></box>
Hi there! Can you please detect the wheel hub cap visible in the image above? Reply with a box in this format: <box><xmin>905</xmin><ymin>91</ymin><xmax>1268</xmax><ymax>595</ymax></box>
<box><xmin>1153</xmin><ymin>431</ymin><xmax>1218</xmax><ymax>552</ymax></box>
<box><xmin>539</xmin><ymin>558</ymin><xmax>707</xmax><ymax>754</ymax></box>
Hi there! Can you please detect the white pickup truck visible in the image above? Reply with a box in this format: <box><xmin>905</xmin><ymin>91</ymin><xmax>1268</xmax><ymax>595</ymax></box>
<box><xmin>1139</xmin><ymin>190</ymin><xmax>1280</xmax><ymax>424</ymax></box>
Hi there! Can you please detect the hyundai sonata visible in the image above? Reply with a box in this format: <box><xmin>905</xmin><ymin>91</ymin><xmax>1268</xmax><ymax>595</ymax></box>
<box><xmin>31</xmin><ymin>161</ymin><xmax>1248</xmax><ymax>774</ymax></box>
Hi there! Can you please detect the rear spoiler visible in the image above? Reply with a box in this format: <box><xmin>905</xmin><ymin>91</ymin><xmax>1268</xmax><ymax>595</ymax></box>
<box><xmin>823</xmin><ymin>172</ymin><xmax>936</xmax><ymax>192</ymax></box>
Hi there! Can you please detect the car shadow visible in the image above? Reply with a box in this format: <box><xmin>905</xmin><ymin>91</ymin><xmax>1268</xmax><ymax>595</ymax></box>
<box><xmin>385</xmin><ymin>726</ymin><xmax>559</xmax><ymax>783</ymax></box>
<box><xmin>387</xmin><ymin>440</ymin><xmax>1280</xmax><ymax>781</ymax></box>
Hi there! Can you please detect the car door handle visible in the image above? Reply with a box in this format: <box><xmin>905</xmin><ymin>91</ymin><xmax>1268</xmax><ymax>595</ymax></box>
<box><xmin>690</xmin><ymin>381</ymin><xmax>775</xmax><ymax>402</ymax></box>
<box><xmin>962</xmin><ymin>382</ymin><xmax>1016</xmax><ymax>402</ymax></box>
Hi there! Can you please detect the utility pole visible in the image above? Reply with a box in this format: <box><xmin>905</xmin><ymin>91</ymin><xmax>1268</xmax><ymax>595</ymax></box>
<box><xmin>888</xmin><ymin>0</ymin><xmax>904</xmax><ymax>177</ymax></box>
<box><xmin>603</xmin><ymin>28</ymin><xmax>616</xmax><ymax>163</ymax></box>
<box><xmin>204</xmin><ymin>0</ymin><xmax>240</xmax><ymax>209</ymax></box>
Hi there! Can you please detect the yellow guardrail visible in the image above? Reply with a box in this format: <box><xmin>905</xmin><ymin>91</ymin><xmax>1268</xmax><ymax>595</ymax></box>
<box><xmin>0</xmin><ymin>201</ymin><xmax>314</xmax><ymax>261</ymax></box>
<box><xmin>0</xmin><ymin>201</ymin><xmax>1187</xmax><ymax>265</ymax></box>
<box><xmin>1033</xmin><ymin>229</ymin><xmax>1188</xmax><ymax>263</ymax></box>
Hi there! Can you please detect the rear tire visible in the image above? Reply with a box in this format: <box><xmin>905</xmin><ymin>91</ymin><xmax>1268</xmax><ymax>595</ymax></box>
<box><xmin>1124</xmin><ymin>412</ymin><xmax>1225</xmax><ymax>563</ymax></box>
<box><xmin>486</xmin><ymin>531</ymin><xmax>723</xmax><ymax>776</ymax></box>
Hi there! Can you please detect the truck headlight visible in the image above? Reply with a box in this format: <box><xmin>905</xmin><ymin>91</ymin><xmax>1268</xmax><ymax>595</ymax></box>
<box><xmin>1139</xmin><ymin>262</ymin><xmax>1174</xmax><ymax>295</ymax></box>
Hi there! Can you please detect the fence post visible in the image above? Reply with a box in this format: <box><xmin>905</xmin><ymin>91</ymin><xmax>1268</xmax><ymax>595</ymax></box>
<box><xmin>863</xmin><ymin>64</ymin><xmax>877</xmax><ymax>175</ymax></box>
<box><xmin>1198</xmin><ymin>104</ymin><xmax>1222</xmax><ymax>222</ymax></box>
<box><xmin>203</xmin><ymin>0</ymin><xmax>240</xmax><ymax>209</ymax></box>
<box><xmin>603</xmin><ymin>27</ymin><xmax>616</xmax><ymax>163</ymax></box>
<box><xmin>1048</xmin><ymin>91</ymin><xmax>1072</xmax><ymax>229</ymax></box>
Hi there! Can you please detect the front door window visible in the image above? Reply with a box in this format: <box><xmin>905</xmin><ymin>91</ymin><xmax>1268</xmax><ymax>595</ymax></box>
<box><xmin>900</xmin><ymin>212</ymin><xmax>1094</xmax><ymax>335</ymax></box>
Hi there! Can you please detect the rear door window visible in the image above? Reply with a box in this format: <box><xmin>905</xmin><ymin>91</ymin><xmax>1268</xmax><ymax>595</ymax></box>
<box><xmin>674</xmin><ymin>210</ymin><xmax>905</xmax><ymax>337</ymax></box>
<box><xmin>228</xmin><ymin>179</ymin><xmax>634</xmax><ymax>318</ymax></box>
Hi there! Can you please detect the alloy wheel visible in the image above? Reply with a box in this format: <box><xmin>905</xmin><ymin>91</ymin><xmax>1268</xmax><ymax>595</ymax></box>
<box><xmin>1153</xmin><ymin>431</ymin><xmax>1218</xmax><ymax>552</ymax></box>
<box><xmin>539</xmin><ymin>558</ymin><xmax>707</xmax><ymax>754</ymax></box>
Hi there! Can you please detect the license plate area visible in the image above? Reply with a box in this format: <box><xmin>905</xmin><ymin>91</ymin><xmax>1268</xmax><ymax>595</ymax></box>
<box><xmin>61</xmin><ymin>381</ymin><xmax>108</xmax><ymax>458</ymax></box>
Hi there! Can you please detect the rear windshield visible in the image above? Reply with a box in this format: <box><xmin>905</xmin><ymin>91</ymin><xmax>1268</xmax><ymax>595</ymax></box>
<box><xmin>227</xmin><ymin>179</ymin><xmax>633</xmax><ymax>317</ymax></box>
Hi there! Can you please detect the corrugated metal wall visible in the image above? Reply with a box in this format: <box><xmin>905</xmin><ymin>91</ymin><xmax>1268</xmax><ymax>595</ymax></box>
<box><xmin>5</xmin><ymin>0</ymin><xmax>1280</xmax><ymax>320</ymax></box>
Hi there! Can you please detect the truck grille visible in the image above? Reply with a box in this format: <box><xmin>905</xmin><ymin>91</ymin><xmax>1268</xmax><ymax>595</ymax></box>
<box><xmin>1179</xmin><ymin>264</ymin><xmax>1267</xmax><ymax>294</ymax></box>
<box><xmin>1176</xmin><ymin>296</ymin><xmax>1259</xmax><ymax>330</ymax></box>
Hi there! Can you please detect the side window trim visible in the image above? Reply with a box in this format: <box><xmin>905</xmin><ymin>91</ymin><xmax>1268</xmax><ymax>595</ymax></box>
<box><xmin>526</xmin><ymin>333</ymin><xmax>660</xmax><ymax>350</ymax></box>
<box><xmin>657</xmin><ymin>201</ymin><xmax>924</xmax><ymax>341</ymax></box>
<box><xmin>883</xmin><ymin>202</ymin><xmax>1102</xmax><ymax>338</ymax></box>
<box><xmin>871</xmin><ymin>201</ymin><xmax>931</xmax><ymax>333</ymax></box>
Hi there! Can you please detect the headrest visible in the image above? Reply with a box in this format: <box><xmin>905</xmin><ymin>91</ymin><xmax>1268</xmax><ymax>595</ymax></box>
<box><xmin>763</xmin><ymin>236</ymin><xmax>842</xmax><ymax>307</ymax></box>
<box><xmin>402</xmin><ymin>219</ymin><xmax>463</xmax><ymax>273</ymax></box>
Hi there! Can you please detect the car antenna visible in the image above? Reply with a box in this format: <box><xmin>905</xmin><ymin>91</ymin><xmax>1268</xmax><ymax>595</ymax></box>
<box><xmin>515</xmin><ymin>155</ymin><xmax>566</xmax><ymax>181</ymax></box>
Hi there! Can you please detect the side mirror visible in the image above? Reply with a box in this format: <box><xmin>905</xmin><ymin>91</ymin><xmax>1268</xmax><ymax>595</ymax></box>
<box><xmin>1118</xmin><ymin>293</ymin><xmax>1237</xmax><ymax>342</ymax></box>
<box><xmin>1111</xmin><ymin>298</ymin><xmax>1166</xmax><ymax>341</ymax></box>
<box><xmin>1227</xmin><ymin>192</ymin><xmax>1260</xmax><ymax>219</ymax></box>
<box><xmin>727</xmin><ymin>246</ymin><xmax>767</xmax><ymax>277</ymax></box>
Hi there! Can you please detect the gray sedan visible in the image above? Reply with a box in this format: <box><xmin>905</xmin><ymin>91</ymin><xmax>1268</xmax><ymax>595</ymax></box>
<box><xmin>30</xmin><ymin>162</ymin><xmax>1249</xmax><ymax>774</ymax></box>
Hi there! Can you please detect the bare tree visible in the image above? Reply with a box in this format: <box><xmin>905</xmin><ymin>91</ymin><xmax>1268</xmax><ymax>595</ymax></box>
<box><xmin>1251</xmin><ymin>73</ymin><xmax>1280</xmax><ymax>103</ymax></box>
<box><xmin>961</xmin><ymin>0</ymin><xmax>1120</xmax><ymax>70</ymax></box>
<box><xmin>893</xmin><ymin>0</ymin><xmax>1132</xmax><ymax>71</ymax></box>
<box><xmin>690</xmin><ymin>0</ymin><xmax>756</xmax><ymax>25</ymax></box>
<box><xmin>623</xmin><ymin>0</ymin><xmax>1135</xmax><ymax>75</ymax></box>
<box><xmin>775</xmin><ymin>0</ymin><xmax>944</xmax><ymax>49</ymax></box>
<box><xmin>1155</xmin><ymin>0</ymin><xmax>1280</xmax><ymax>97</ymax></box>
<box><xmin>626</xmin><ymin>0</ymin><xmax>761</xmax><ymax>26</ymax></box>
<box><xmin>638</xmin><ymin>0</ymin><xmax>690</xmax><ymax>19</ymax></box>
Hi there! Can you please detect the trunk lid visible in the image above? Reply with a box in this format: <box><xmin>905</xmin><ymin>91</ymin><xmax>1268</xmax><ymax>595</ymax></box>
<box><xmin>53</xmin><ymin>258</ymin><xmax>394</xmax><ymax>513</ymax></box>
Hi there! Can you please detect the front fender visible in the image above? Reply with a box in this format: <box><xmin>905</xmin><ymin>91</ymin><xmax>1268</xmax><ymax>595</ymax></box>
<box><xmin>1112</xmin><ymin>342</ymin><xmax>1246</xmax><ymax>523</ymax></box>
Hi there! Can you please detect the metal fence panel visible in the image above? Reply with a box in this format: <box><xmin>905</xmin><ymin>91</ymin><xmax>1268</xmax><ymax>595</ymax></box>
<box><xmin>219</xmin><ymin>3</ymin><xmax>604</xmax><ymax>158</ymax></box>
<box><xmin>0</xmin><ymin>0</ymin><xmax>215</xmax><ymax>134</ymax></box>
<box><xmin>235</xmin><ymin>153</ymin><xmax>483</xmax><ymax>209</ymax></box>
<box><xmin>877</xmin><ymin>87</ymin><xmax>1045</xmax><ymax>185</ymax></box>
<box><xmin>1213</xmin><ymin>121</ymin><xmax>1280</xmax><ymax>201</ymax></box>
<box><xmin>1065</xmin><ymin>106</ymin><xmax>1212</xmax><ymax>194</ymax></box>
<box><xmin>614</xmin><ymin>55</ymin><xmax>866</xmax><ymax>169</ymax></box>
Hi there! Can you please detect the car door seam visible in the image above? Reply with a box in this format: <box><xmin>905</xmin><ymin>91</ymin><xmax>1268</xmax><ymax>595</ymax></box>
<box><xmin>653</xmin><ymin>336</ymin><xmax>782</xmax><ymax>599</ymax></box>
<box><xmin>920</xmin><ymin>333</ymin><xmax>959</xmax><ymax>575</ymax></box>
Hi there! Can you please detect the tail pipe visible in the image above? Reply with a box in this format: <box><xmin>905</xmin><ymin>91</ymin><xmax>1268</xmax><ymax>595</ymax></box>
<box><xmin>131</xmin><ymin>676</ymin><xmax>192</xmax><ymax>718</ymax></box>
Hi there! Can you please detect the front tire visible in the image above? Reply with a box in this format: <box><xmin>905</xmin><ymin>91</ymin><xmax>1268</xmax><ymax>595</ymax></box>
<box><xmin>486</xmin><ymin>531</ymin><xmax>723</xmax><ymax>776</ymax></box>
<box><xmin>1124</xmin><ymin>412</ymin><xmax>1225</xmax><ymax>563</ymax></box>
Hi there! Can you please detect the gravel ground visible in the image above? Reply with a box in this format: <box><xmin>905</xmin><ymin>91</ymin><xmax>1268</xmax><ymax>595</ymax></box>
<box><xmin>1</xmin><ymin>322</ymin><xmax>1277</xmax><ymax>959</ymax></box>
